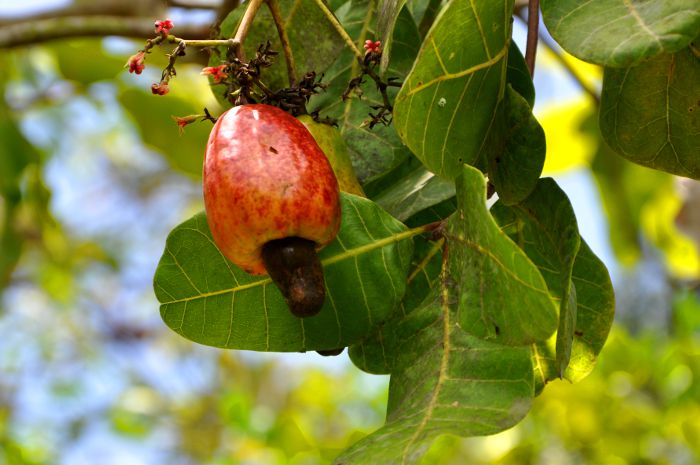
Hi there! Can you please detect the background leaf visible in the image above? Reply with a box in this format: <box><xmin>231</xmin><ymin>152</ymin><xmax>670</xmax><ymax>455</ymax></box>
<box><xmin>154</xmin><ymin>193</ymin><xmax>415</xmax><ymax>351</ymax></box>
<box><xmin>376</xmin><ymin>0</ymin><xmax>407</xmax><ymax>74</ymax></box>
<box><xmin>599</xmin><ymin>45</ymin><xmax>700</xmax><ymax>179</ymax></box>
<box><xmin>309</xmin><ymin>0</ymin><xmax>419</xmax><ymax>184</ymax></box>
<box><xmin>118</xmin><ymin>87</ymin><xmax>211</xmax><ymax>178</ymax></box>
<box><xmin>541</xmin><ymin>0</ymin><xmax>700</xmax><ymax>67</ymax></box>
<box><xmin>393</xmin><ymin>0</ymin><xmax>514</xmax><ymax>179</ymax></box>
<box><xmin>448</xmin><ymin>165</ymin><xmax>558</xmax><ymax>345</ymax></box>
<box><xmin>211</xmin><ymin>0</ymin><xmax>345</xmax><ymax>101</ymax></box>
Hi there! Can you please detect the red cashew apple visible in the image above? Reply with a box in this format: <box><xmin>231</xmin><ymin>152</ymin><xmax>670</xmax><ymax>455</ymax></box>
<box><xmin>203</xmin><ymin>104</ymin><xmax>341</xmax><ymax>317</ymax></box>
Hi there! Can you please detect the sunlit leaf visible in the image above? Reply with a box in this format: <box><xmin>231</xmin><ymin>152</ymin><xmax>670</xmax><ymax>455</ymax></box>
<box><xmin>393</xmin><ymin>0</ymin><xmax>514</xmax><ymax>179</ymax></box>
<box><xmin>599</xmin><ymin>45</ymin><xmax>700</xmax><ymax>178</ymax></box>
<box><xmin>154</xmin><ymin>193</ymin><xmax>416</xmax><ymax>351</ymax></box>
<box><xmin>541</xmin><ymin>0</ymin><xmax>700</xmax><ymax>67</ymax></box>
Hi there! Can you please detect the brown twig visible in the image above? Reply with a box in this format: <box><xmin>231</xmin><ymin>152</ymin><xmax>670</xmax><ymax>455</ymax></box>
<box><xmin>0</xmin><ymin>15</ymin><xmax>210</xmax><ymax>49</ymax></box>
<box><xmin>231</xmin><ymin>0</ymin><xmax>265</xmax><ymax>61</ymax></box>
<box><xmin>265</xmin><ymin>0</ymin><xmax>297</xmax><ymax>87</ymax></box>
<box><xmin>525</xmin><ymin>0</ymin><xmax>539</xmax><ymax>77</ymax></box>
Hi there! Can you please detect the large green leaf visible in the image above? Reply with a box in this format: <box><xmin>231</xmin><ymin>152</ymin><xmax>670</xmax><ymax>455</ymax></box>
<box><xmin>349</xmin><ymin>234</ymin><xmax>443</xmax><ymax>374</ymax></box>
<box><xmin>491</xmin><ymin>178</ymin><xmax>581</xmax><ymax>382</ymax></box>
<box><xmin>447</xmin><ymin>165</ymin><xmax>557</xmax><ymax>345</ymax></box>
<box><xmin>599</xmin><ymin>45</ymin><xmax>700</xmax><ymax>179</ymax></box>
<box><xmin>393</xmin><ymin>0</ymin><xmax>514</xmax><ymax>179</ymax></box>
<box><xmin>310</xmin><ymin>0</ymin><xmax>419</xmax><ymax>183</ymax></box>
<box><xmin>541</xmin><ymin>0</ymin><xmax>700</xmax><ymax>67</ymax></box>
<box><xmin>336</xmin><ymin>292</ymin><xmax>534</xmax><ymax>465</ymax></box>
<box><xmin>338</xmin><ymin>180</ymin><xmax>537</xmax><ymax>463</ymax></box>
<box><xmin>154</xmin><ymin>193</ymin><xmax>416</xmax><ymax>351</ymax></box>
<box><xmin>492</xmin><ymin>181</ymin><xmax>615</xmax><ymax>391</ymax></box>
<box><xmin>211</xmin><ymin>0</ymin><xmax>346</xmax><ymax>104</ymax></box>
<box><xmin>486</xmin><ymin>85</ymin><xmax>545</xmax><ymax>205</ymax></box>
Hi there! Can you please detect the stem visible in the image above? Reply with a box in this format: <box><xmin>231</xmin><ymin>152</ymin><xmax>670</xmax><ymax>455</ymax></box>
<box><xmin>309</xmin><ymin>0</ymin><xmax>364</xmax><ymax>61</ymax></box>
<box><xmin>266</xmin><ymin>0</ymin><xmax>297</xmax><ymax>86</ymax></box>
<box><xmin>231</xmin><ymin>0</ymin><xmax>265</xmax><ymax>61</ymax></box>
<box><xmin>525</xmin><ymin>0</ymin><xmax>539</xmax><ymax>77</ymax></box>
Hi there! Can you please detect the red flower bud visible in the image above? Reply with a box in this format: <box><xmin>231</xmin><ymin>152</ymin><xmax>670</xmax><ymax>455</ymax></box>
<box><xmin>363</xmin><ymin>39</ymin><xmax>382</xmax><ymax>54</ymax></box>
<box><xmin>172</xmin><ymin>114</ymin><xmax>200</xmax><ymax>134</ymax></box>
<box><xmin>201</xmin><ymin>65</ymin><xmax>228</xmax><ymax>84</ymax></box>
<box><xmin>151</xmin><ymin>82</ymin><xmax>170</xmax><ymax>95</ymax></box>
<box><xmin>155</xmin><ymin>19</ymin><xmax>174</xmax><ymax>35</ymax></box>
<box><xmin>126</xmin><ymin>51</ymin><xmax>146</xmax><ymax>74</ymax></box>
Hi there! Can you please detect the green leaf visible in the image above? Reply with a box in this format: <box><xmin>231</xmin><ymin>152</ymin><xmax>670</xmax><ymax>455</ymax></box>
<box><xmin>448</xmin><ymin>165</ymin><xmax>557</xmax><ymax>345</ymax></box>
<box><xmin>491</xmin><ymin>178</ymin><xmax>582</xmax><ymax>381</ymax></box>
<box><xmin>154</xmin><ymin>193</ymin><xmax>415</xmax><ymax>352</ymax></box>
<box><xmin>541</xmin><ymin>0</ymin><xmax>700</xmax><ymax>67</ymax></box>
<box><xmin>599</xmin><ymin>45</ymin><xmax>700</xmax><ymax>179</ymax></box>
<box><xmin>211</xmin><ymin>0</ymin><xmax>345</xmax><ymax>104</ymax></box>
<box><xmin>486</xmin><ymin>85</ymin><xmax>546</xmax><ymax>205</ymax></box>
<box><xmin>310</xmin><ymin>0</ymin><xmax>418</xmax><ymax>183</ymax></box>
<box><xmin>393</xmin><ymin>0</ymin><xmax>514</xmax><ymax>179</ymax></box>
<box><xmin>118</xmin><ymin>87</ymin><xmax>210</xmax><ymax>178</ymax></box>
<box><xmin>492</xmin><ymin>183</ymin><xmax>615</xmax><ymax>391</ymax></box>
<box><xmin>48</xmin><ymin>39</ymin><xmax>125</xmax><ymax>85</ymax></box>
<box><xmin>376</xmin><ymin>0</ymin><xmax>408</xmax><ymax>74</ymax></box>
<box><xmin>349</xmin><ymin>234</ymin><xmax>443</xmax><ymax>374</ymax></box>
<box><xmin>506</xmin><ymin>41</ymin><xmax>534</xmax><ymax>108</ymax></box>
<box><xmin>336</xmin><ymin>275</ymin><xmax>534</xmax><ymax>464</ymax></box>
<box><xmin>374</xmin><ymin>166</ymin><xmax>455</xmax><ymax>221</ymax></box>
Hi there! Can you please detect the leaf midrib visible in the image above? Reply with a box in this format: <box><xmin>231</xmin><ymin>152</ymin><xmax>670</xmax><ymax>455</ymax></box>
<box><xmin>160</xmin><ymin>225</ymin><xmax>427</xmax><ymax>305</ymax></box>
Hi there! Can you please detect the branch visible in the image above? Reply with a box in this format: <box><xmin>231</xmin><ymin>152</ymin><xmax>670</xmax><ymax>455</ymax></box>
<box><xmin>231</xmin><ymin>0</ymin><xmax>265</xmax><ymax>61</ymax></box>
<box><xmin>525</xmin><ymin>0</ymin><xmax>539</xmax><ymax>76</ymax></box>
<box><xmin>0</xmin><ymin>15</ymin><xmax>210</xmax><ymax>49</ymax></box>
<box><xmin>266</xmin><ymin>0</ymin><xmax>297</xmax><ymax>86</ymax></box>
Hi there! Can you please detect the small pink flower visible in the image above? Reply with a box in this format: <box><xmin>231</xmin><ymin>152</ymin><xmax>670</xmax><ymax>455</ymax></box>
<box><xmin>155</xmin><ymin>19</ymin><xmax>174</xmax><ymax>35</ymax></box>
<box><xmin>364</xmin><ymin>39</ymin><xmax>381</xmax><ymax>54</ymax></box>
<box><xmin>151</xmin><ymin>82</ymin><xmax>170</xmax><ymax>95</ymax></box>
<box><xmin>126</xmin><ymin>51</ymin><xmax>146</xmax><ymax>74</ymax></box>
<box><xmin>201</xmin><ymin>65</ymin><xmax>228</xmax><ymax>84</ymax></box>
